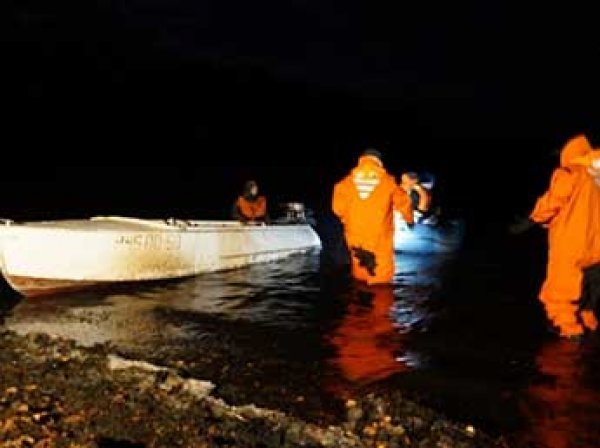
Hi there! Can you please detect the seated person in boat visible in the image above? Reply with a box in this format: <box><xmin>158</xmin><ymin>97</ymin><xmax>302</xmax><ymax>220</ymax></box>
<box><xmin>399</xmin><ymin>172</ymin><xmax>431</xmax><ymax>223</ymax></box>
<box><xmin>232</xmin><ymin>180</ymin><xmax>270</xmax><ymax>224</ymax></box>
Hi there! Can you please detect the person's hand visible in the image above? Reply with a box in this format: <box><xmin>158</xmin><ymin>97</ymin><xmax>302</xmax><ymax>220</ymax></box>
<box><xmin>351</xmin><ymin>246</ymin><xmax>377</xmax><ymax>276</ymax></box>
<box><xmin>508</xmin><ymin>215</ymin><xmax>535</xmax><ymax>235</ymax></box>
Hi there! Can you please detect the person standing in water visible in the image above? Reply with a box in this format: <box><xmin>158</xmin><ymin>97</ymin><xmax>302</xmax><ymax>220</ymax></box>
<box><xmin>527</xmin><ymin>134</ymin><xmax>600</xmax><ymax>339</ymax></box>
<box><xmin>332</xmin><ymin>148</ymin><xmax>414</xmax><ymax>285</ymax></box>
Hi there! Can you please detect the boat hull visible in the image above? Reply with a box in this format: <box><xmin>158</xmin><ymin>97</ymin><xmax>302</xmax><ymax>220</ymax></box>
<box><xmin>0</xmin><ymin>217</ymin><xmax>321</xmax><ymax>297</ymax></box>
<box><xmin>1</xmin><ymin>275</ymin><xmax>101</xmax><ymax>298</ymax></box>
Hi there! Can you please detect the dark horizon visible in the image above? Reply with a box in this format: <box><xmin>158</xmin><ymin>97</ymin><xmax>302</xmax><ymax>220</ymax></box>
<box><xmin>4</xmin><ymin>0</ymin><xmax>600</xmax><ymax>225</ymax></box>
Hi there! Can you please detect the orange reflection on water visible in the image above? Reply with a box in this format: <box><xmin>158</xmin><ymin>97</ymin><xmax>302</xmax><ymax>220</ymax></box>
<box><xmin>323</xmin><ymin>283</ymin><xmax>408</xmax><ymax>396</ymax></box>
<box><xmin>518</xmin><ymin>339</ymin><xmax>600</xmax><ymax>448</ymax></box>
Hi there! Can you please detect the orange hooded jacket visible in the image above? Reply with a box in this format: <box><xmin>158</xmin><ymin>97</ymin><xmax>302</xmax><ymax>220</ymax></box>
<box><xmin>333</xmin><ymin>155</ymin><xmax>414</xmax><ymax>284</ymax></box>
<box><xmin>235</xmin><ymin>195</ymin><xmax>267</xmax><ymax>221</ymax></box>
<box><xmin>530</xmin><ymin>135</ymin><xmax>600</xmax><ymax>335</ymax></box>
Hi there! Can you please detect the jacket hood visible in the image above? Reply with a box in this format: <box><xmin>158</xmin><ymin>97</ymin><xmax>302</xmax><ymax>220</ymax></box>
<box><xmin>560</xmin><ymin>134</ymin><xmax>592</xmax><ymax>167</ymax></box>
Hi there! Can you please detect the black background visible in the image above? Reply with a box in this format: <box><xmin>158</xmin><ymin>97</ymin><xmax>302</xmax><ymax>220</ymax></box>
<box><xmin>3</xmin><ymin>0</ymin><xmax>599</xmax><ymax>225</ymax></box>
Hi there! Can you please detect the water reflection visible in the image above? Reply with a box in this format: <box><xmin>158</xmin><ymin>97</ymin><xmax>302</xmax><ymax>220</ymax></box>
<box><xmin>164</xmin><ymin>253</ymin><xmax>322</xmax><ymax>328</ymax></box>
<box><xmin>1</xmin><ymin>254</ymin><xmax>323</xmax><ymax>347</ymax></box>
<box><xmin>516</xmin><ymin>339</ymin><xmax>600</xmax><ymax>448</ymax></box>
<box><xmin>392</xmin><ymin>253</ymin><xmax>452</xmax><ymax>335</ymax></box>
<box><xmin>323</xmin><ymin>283</ymin><xmax>409</xmax><ymax>397</ymax></box>
<box><xmin>1</xmin><ymin>289</ymin><xmax>183</xmax><ymax>347</ymax></box>
<box><xmin>321</xmin><ymin>253</ymin><xmax>454</xmax><ymax>394</ymax></box>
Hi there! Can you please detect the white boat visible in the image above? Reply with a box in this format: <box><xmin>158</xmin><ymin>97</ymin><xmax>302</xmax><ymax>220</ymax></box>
<box><xmin>0</xmin><ymin>215</ymin><xmax>321</xmax><ymax>297</ymax></box>
<box><xmin>394</xmin><ymin>212</ymin><xmax>465</xmax><ymax>254</ymax></box>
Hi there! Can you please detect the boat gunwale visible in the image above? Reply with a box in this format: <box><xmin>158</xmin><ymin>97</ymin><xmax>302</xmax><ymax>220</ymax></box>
<box><xmin>0</xmin><ymin>221</ymin><xmax>317</xmax><ymax>234</ymax></box>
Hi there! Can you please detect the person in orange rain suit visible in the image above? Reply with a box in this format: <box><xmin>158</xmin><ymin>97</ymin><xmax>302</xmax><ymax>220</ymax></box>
<box><xmin>529</xmin><ymin>134</ymin><xmax>600</xmax><ymax>338</ymax></box>
<box><xmin>332</xmin><ymin>148</ymin><xmax>414</xmax><ymax>284</ymax></box>
<box><xmin>323</xmin><ymin>284</ymin><xmax>408</xmax><ymax>397</ymax></box>
<box><xmin>231</xmin><ymin>179</ymin><xmax>270</xmax><ymax>224</ymax></box>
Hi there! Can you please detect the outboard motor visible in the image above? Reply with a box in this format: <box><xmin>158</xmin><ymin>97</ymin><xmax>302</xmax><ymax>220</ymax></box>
<box><xmin>283</xmin><ymin>202</ymin><xmax>306</xmax><ymax>222</ymax></box>
<box><xmin>277</xmin><ymin>202</ymin><xmax>316</xmax><ymax>225</ymax></box>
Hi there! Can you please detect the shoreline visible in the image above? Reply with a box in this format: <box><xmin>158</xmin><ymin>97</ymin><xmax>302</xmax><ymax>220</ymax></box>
<box><xmin>0</xmin><ymin>329</ymin><xmax>509</xmax><ymax>447</ymax></box>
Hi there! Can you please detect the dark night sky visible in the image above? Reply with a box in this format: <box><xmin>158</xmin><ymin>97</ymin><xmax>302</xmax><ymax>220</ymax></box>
<box><xmin>3</xmin><ymin>0</ymin><xmax>600</xmax><ymax>223</ymax></box>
